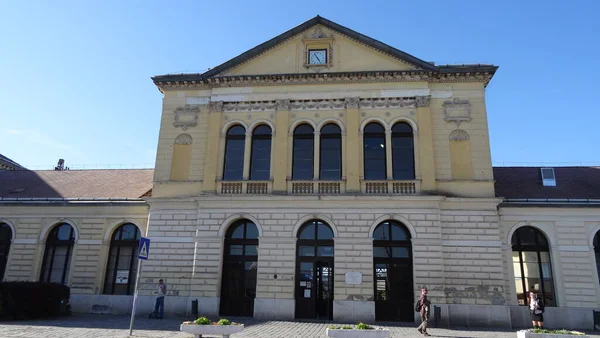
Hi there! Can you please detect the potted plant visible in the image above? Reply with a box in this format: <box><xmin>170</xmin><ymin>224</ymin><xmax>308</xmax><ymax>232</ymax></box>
<box><xmin>180</xmin><ymin>317</ymin><xmax>244</xmax><ymax>338</ymax></box>
<box><xmin>326</xmin><ymin>322</ymin><xmax>390</xmax><ymax>338</ymax></box>
<box><xmin>516</xmin><ymin>328</ymin><xmax>588</xmax><ymax>338</ymax></box>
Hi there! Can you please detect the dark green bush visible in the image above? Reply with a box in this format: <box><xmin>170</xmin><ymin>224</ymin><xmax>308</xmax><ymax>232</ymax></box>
<box><xmin>0</xmin><ymin>282</ymin><xmax>71</xmax><ymax>320</ymax></box>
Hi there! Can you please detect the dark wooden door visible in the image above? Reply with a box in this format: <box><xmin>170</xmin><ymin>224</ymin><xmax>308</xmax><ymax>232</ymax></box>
<box><xmin>295</xmin><ymin>260</ymin><xmax>334</xmax><ymax>319</ymax></box>
<box><xmin>374</xmin><ymin>261</ymin><xmax>413</xmax><ymax>321</ymax></box>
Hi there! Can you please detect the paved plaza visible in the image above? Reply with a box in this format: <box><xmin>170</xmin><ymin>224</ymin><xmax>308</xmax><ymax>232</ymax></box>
<box><xmin>1</xmin><ymin>314</ymin><xmax>599</xmax><ymax>338</ymax></box>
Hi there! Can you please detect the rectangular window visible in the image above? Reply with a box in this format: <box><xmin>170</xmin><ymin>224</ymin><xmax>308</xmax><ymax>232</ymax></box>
<box><xmin>250</xmin><ymin>138</ymin><xmax>271</xmax><ymax>180</ymax></box>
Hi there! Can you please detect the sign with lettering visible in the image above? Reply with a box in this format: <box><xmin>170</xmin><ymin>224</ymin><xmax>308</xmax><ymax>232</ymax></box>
<box><xmin>345</xmin><ymin>272</ymin><xmax>362</xmax><ymax>285</ymax></box>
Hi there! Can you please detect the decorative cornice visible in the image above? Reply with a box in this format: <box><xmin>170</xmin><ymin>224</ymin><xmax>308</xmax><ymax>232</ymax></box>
<box><xmin>275</xmin><ymin>99</ymin><xmax>291</xmax><ymax>111</ymax></box>
<box><xmin>173</xmin><ymin>105</ymin><xmax>199</xmax><ymax>130</ymax></box>
<box><xmin>153</xmin><ymin>69</ymin><xmax>496</xmax><ymax>91</ymax></box>
<box><xmin>359</xmin><ymin>97</ymin><xmax>416</xmax><ymax>109</ymax></box>
<box><xmin>290</xmin><ymin>99</ymin><xmax>345</xmax><ymax>111</ymax></box>
<box><xmin>449</xmin><ymin>129</ymin><xmax>470</xmax><ymax>141</ymax></box>
<box><xmin>415</xmin><ymin>95</ymin><xmax>431</xmax><ymax>108</ymax></box>
<box><xmin>208</xmin><ymin>101</ymin><xmax>224</xmax><ymax>112</ymax></box>
<box><xmin>223</xmin><ymin>101</ymin><xmax>276</xmax><ymax>112</ymax></box>
<box><xmin>345</xmin><ymin>97</ymin><xmax>359</xmax><ymax>109</ymax></box>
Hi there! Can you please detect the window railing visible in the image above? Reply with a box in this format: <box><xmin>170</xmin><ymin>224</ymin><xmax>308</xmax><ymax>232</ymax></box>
<box><xmin>217</xmin><ymin>181</ymin><xmax>272</xmax><ymax>194</ymax></box>
<box><xmin>287</xmin><ymin>180</ymin><xmax>346</xmax><ymax>194</ymax></box>
<box><xmin>361</xmin><ymin>180</ymin><xmax>420</xmax><ymax>195</ymax></box>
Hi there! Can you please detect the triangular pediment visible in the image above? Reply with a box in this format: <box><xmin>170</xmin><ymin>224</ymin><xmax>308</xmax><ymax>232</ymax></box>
<box><xmin>202</xmin><ymin>16</ymin><xmax>437</xmax><ymax>78</ymax></box>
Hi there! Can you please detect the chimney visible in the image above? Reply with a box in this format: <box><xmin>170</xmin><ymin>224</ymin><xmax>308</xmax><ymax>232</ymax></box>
<box><xmin>54</xmin><ymin>159</ymin><xmax>69</xmax><ymax>171</ymax></box>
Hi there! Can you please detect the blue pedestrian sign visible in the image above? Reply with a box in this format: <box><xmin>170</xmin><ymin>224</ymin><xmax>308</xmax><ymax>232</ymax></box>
<box><xmin>138</xmin><ymin>237</ymin><xmax>150</xmax><ymax>260</ymax></box>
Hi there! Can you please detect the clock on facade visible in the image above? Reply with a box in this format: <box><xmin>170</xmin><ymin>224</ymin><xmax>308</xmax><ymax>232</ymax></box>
<box><xmin>309</xmin><ymin>49</ymin><xmax>327</xmax><ymax>65</ymax></box>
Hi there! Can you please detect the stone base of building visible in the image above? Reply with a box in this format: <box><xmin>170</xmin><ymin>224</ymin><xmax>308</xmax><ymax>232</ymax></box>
<box><xmin>70</xmin><ymin>295</ymin><xmax>220</xmax><ymax>318</ymax></box>
<box><xmin>254</xmin><ymin>298</ymin><xmax>295</xmax><ymax>320</ymax></box>
<box><xmin>333</xmin><ymin>300</ymin><xmax>375</xmax><ymax>322</ymax></box>
<box><xmin>434</xmin><ymin>304</ymin><xmax>594</xmax><ymax>331</ymax></box>
<box><xmin>70</xmin><ymin>295</ymin><xmax>596</xmax><ymax>331</ymax></box>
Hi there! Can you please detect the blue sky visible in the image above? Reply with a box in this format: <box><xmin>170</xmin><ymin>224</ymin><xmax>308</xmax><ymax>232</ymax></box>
<box><xmin>1</xmin><ymin>0</ymin><xmax>598</xmax><ymax>169</ymax></box>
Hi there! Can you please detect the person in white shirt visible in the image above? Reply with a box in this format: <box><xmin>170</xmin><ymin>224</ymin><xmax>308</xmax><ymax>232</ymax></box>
<box><xmin>154</xmin><ymin>279</ymin><xmax>166</xmax><ymax>319</ymax></box>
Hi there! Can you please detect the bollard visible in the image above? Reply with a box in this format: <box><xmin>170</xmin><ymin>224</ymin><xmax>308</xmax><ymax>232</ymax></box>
<box><xmin>192</xmin><ymin>299</ymin><xmax>199</xmax><ymax>319</ymax></box>
<box><xmin>433</xmin><ymin>305</ymin><xmax>441</xmax><ymax>328</ymax></box>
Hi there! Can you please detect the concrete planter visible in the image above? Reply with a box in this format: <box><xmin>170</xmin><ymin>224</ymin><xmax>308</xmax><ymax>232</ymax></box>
<box><xmin>326</xmin><ymin>328</ymin><xmax>390</xmax><ymax>338</ymax></box>
<box><xmin>516</xmin><ymin>330</ymin><xmax>588</xmax><ymax>338</ymax></box>
<box><xmin>180</xmin><ymin>323</ymin><xmax>244</xmax><ymax>338</ymax></box>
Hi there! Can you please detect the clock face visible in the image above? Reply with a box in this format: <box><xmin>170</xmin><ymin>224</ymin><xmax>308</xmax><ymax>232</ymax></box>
<box><xmin>309</xmin><ymin>50</ymin><xmax>327</xmax><ymax>64</ymax></box>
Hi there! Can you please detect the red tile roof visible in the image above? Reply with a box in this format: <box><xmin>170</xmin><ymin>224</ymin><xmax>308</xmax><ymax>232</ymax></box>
<box><xmin>493</xmin><ymin>167</ymin><xmax>600</xmax><ymax>199</ymax></box>
<box><xmin>0</xmin><ymin>169</ymin><xmax>153</xmax><ymax>199</ymax></box>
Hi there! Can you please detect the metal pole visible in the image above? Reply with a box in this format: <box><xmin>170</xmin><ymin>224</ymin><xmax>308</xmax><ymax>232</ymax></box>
<box><xmin>129</xmin><ymin>259</ymin><xmax>143</xmax><ymax>336</ymax></box>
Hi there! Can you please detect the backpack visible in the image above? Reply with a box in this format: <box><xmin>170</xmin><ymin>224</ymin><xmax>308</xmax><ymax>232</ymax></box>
<box><xmin>415</xmin><ymin>301</ymin><xmax>421</xmax><ymax>312</ymax></box>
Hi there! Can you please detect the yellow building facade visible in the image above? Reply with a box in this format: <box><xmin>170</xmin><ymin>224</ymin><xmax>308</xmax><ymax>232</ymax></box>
<box><xmin>1</xmin><ymin>16</ymin><xmax>599</xmax><ymax>329</ymax></box>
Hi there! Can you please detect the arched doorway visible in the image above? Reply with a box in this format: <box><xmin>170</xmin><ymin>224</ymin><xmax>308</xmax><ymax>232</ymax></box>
<box><xmin>295</xmin><ymin>220</ymin><xmax>334</xmax><ymax>320</ymax></box>
<box><xmin>220</xmin><ymin>219</ymin><xmax>258</xmax><ymax>317</ymax></box>
<box><xmin>0</xmin><ymin>223</ymin><xmax>13</xmax><ymax>281</ymax></box>
<box><xmin>103</xmin><ymin>223</ymin><xmax>141</xmax><ymax>295</ymax></box>
<box><xmin>373</xmin><ymin>220</ymin><xmax>413</xmax><ymax>321</ymax></box>
<box><xmin>511</xmin><ymin>226</ymin><xmax>555</xmax><ymax>306</ymax></box>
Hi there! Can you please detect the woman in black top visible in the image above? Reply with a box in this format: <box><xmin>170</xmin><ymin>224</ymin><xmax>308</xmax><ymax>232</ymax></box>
<box><xmin>529</xmin><ymin>291</ymin><xmax>545</xmax><ymax>329</ymax></box>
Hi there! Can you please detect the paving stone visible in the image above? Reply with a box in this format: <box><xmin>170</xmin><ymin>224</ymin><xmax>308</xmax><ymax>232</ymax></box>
<box><xmin>0</xmin><ymin>314</ymin><xmax>598</xmax><ymax>338</ymax></box>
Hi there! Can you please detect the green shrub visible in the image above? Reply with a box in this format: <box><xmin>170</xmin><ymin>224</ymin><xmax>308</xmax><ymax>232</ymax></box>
<box><xmin>217</xmin><ymin>318</ymin><xmax>231</xmax><ymax>326</ymax></box>
<box><xmin>328</xmin><ymin>325</ymin><xmax>340</xmax><ymax>330</ymax></box>
<box><xmin>356</xmin><ymin>322</ymin><xmax>372</xmax><ymax>330</ymax></box>
<box><xmin>194</xmin><ymin>317</ymin><xmax>211</xmax><ymax>325</ymax></box>
<box><xmin>342</xmin><ymin>325</ymin><xmax>353</xmax><ymax>330</ymax></box>
<box><xmin>532</xmin><ymin>328</ymin><xmax>584</xmax><ymax>335</ymax></box>
<box><xmin>0</xmin><ymin>282</ymin><xmax>70</xmax><ymax>320</ymax></box>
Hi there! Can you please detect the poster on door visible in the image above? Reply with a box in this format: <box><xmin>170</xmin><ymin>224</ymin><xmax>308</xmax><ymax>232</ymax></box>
<box><xmin>116</xmin><ymin>270</ymin><xmax>129</xmax><ymax>284</ymax></box>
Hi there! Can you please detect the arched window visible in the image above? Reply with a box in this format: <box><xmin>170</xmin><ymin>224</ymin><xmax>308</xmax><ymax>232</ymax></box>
<box><xmin>0</xmin><ymin>223</ymin><xmax>13</xmax><ymax>281</ymax></box>
<box><xmin>391</xmin><ymin>122</ymin><xmax>414</xmax><ymax>180</ymax></box>
<box><xmin>594</xmin><ymin>231</ymin><xmax>600</xmax><ymax>285</ymax></box>
<box><xmin>220</xmin><ymin>219</ymin><xmax>258</xmax><ymax>317</ymax></box>
<box><xmin>103</xmin><ymin>223</ymin><xmax>141</xmax><ymax>295</ymax></box>
<box><xmin>512</xmin><ymin>226</ymin><xmax>555</xmax><ymax>306</ymax></box>
<box><xmin>250</xmin><ymin>125</ymin><xmax>272</xmax><ymax>180</ymax></box>
<box><xmin>223</xmin><ymin>125</ymin><xmax>246</xmax><ymax>180</ymax></box>
<box><xmin>363</xmin><ymin>122</ymin><xmax>386</xmax><ymax>180</ymax></box>
<box><xmin>40</xmin><ymin>223</ymin><xmax>75</xmax><ymax>284</ymax></box>
<box><xmin>319</xmin><ymin>124</ymin><xmax>342</xmax><ymax>180</ymax></box>
<box><xmin>295</xmin><ymin>220</ymin><xmax>334</xmax><ymax>320</ymax></box>
<box><xmin>292</xmin><ymin>124</ymin><xmax>314</xmax><ymax>180</ymax></box>
<box><xmin>372</xmin><ymin>220</ymin><xmax>413</xmax><ymax>321</ymax></box>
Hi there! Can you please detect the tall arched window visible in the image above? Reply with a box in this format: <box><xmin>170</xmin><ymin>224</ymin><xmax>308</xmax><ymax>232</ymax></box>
<box><xmin>391</xmin><ymin>122</ymin><xmax>414</xmax><ymax>180</ymax></box>
<box><xmin>223</xmin><ymin>125</ymin><xmax>246</xmax><ymax>180</ymax></box>
<box><xmin>319</xmin><ymin>124</ymin><xmax>342</xmax><ymax>180</ymax></box>
<box><xmin>363</xmin><ymin>122</ymin><xmax>386</xmax><ymax>180</ymax></box>
<box><xmin>250</xmin><ymin>125</ymin><xmax>272</xmax><ymax>180</ymax></box>
<box><xmin>103</xmin><ymin>223</ymin><xmax>141</xmax><ymax>295</ymax></box>
<box><xmin>220</xmin><ymin>220</ymin><xmax>258</xmax><ymax>317</ymax></box>
<box><xmin>40</xmin><ymin>223</ymin><xmax>75</xmax><ymax>284</ymax></box>
<box><xmin>594</xmin><ymin>231</ymin><xmax>600</xmax><ymax>285</ymax></box>
<box><xmin>0</xmin><ymin>223</ymin><xmax>13</xmax><ymax>281</ymax></box>
<box><xmin>373</xmin><ymin>220</ymin><xmax>413</xmax><ymax>321</ymax></box>
<box><xmin>295</xmin><ymin>220</ymin><xmax>334</xmax><ymax>320</ymax></box>
<box><xmin>512</xmin><ymin>226</ymin><xmax>555</xmax><ymax>306</ymax></box>
<box><xmin>292</xmin><ymin>124</ymin><xmax>314</xmax><ymax>180</ymax></box>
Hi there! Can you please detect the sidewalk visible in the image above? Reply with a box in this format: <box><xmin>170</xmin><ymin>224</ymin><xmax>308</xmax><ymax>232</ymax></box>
<box><xmin>0</xmin><ymin>314</ymin><xmax>597</xmax><ymax>338</ymax></box>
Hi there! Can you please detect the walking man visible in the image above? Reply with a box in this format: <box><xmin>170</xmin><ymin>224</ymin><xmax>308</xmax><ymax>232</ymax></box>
<box><xmin>154</xmin><ymin>279</ymin><xmax>167</xmax><ymax>319</ymax></box>
<box><xmin>416</xmin><ymin>287</ymin><xmax>431</xmax><ymax>336</ymax></box>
